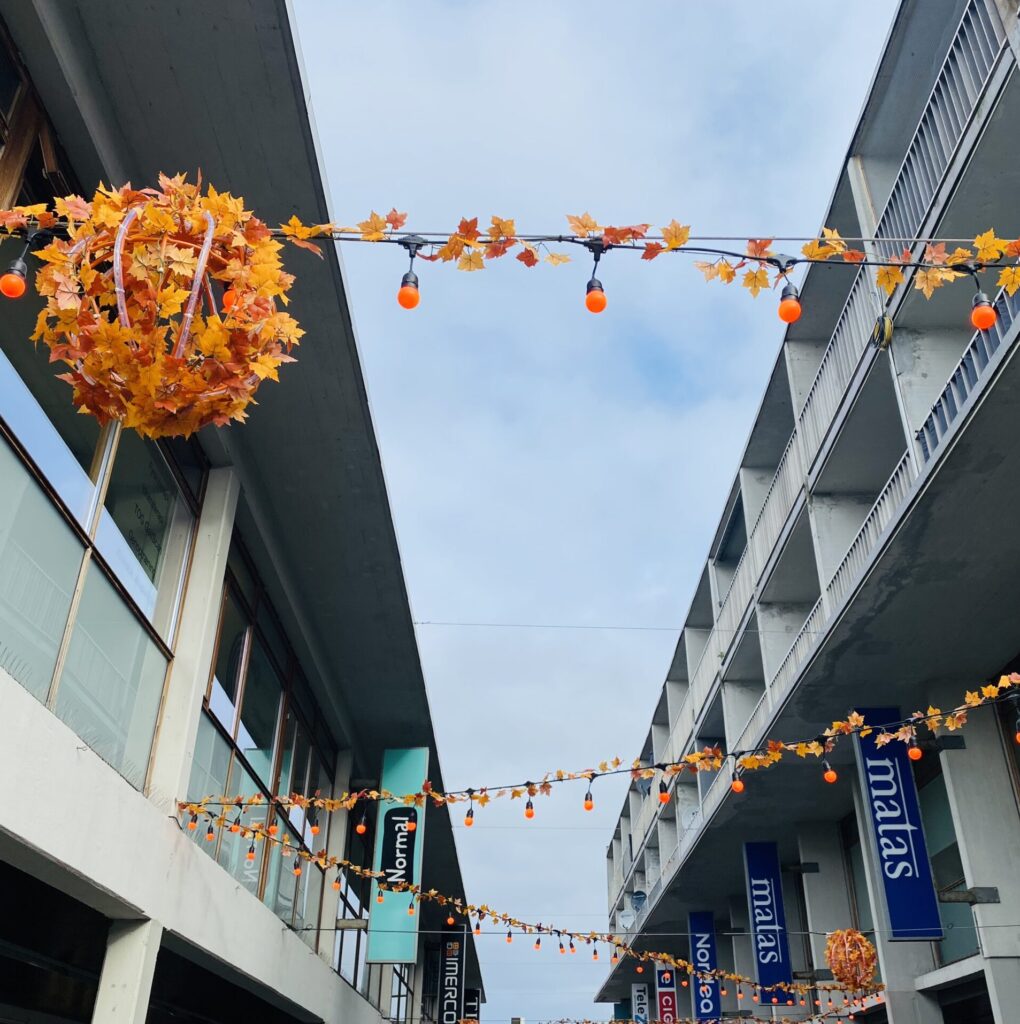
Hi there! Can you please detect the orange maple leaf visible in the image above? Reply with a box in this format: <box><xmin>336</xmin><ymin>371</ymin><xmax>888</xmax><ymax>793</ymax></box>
<box><xmin>746</xmin><ymin>238</ymin><xmax>774</xmax><ymax>259</ymax></box>
<box><xmin>385</xmin><ymin>208</ymin><xmax>408</xmax><ymax>231</ymax></box>
<box><xmin>642</xmin><ymin>242</ymin><xmax>665</xmax><ymax>261</ymax></box>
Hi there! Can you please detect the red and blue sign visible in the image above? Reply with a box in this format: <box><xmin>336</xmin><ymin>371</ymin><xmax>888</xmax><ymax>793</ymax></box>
<box><xmin>687</xmin><ymin>912</ymin><xmax>720</xmax><ymax>1021</ymax></box>
<box><xmin>743</xmin><ymin>842</ymin><xmax>792</xmax><ymax>994</ymax></box>
<box><xmin>854</xmin><ymin>707</ymin><xmax>943</xmax><ymax>940</ymax></box>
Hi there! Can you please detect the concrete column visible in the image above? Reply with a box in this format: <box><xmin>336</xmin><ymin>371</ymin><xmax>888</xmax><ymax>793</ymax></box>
<box><xmin>740</xmin><ymin>466</ymin><xmax>778</xmax><ymax>531</ymax></box>
<box><xmin>806</xmin><ymin>496</ymin><xmax>874</xmax><ymax>608</ymax></box>
<box><xmin>721</xmin><ymin>681</ymin><xmax>765</xmax><ymax>749</ymax></box>
<box><xmin>318</xmin><ymin>749</ymin><xmax>353</xmax><ymax>967</ymax></box>
<box><xmin>797</xmin><ymin>824</ymin><xmax>853</xmax><ymax>972</ymax></box>
<box><xmin>783</xmin><ymin>343</ymin><xmax>825</xmax><ymax>419</ymax></box>
<box><xmin>850</xmin><ymin>777</ymin><xmax>942</xmax><ymax>1024</ymax></box>
<box><xmin>91</xmin><ymin>918</ymin><xmax>162</xmax><ymax>1024</ymax></box>
<box><xmin>145</xmin><ymin>467</ymin><xmax>239</xmax><ymax>810</ymax></box>
<box><xmin>934</xmin><ymin>691</ymin><xmax>1020</xmax><ymax>1024</ymax></box>
<box><xmin>756</xmin><ymin>604</ymin><xmax>807</xmax><ymax>682</ymax></box>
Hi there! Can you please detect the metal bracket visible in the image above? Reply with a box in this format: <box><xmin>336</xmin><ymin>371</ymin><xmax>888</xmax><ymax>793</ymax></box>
<box><xmin>785</xmin><ymin>862</ymin><xmax>820</xmax><ymax>874</ymax></box>
<box><xmin>335</xmin><ymin>918</ymin><xmax>368</xmax><ymax>931</ymax></box>
<box><xmin>938</xmin><ymin>887</ymin><xmax>999</xmax><ymax>905</ymax></box>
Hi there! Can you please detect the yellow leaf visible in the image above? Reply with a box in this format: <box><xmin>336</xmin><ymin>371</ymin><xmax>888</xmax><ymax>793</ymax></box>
<box><xmin>973</xmin><ymin>229</ymin><xmax>1007</xmax><ymax>263</ymax></box>
<box><xmin>981</xmin><ymin>684</ymin><xmax>999</xmax><ymax>699</ymax></box>
<box><xmin>997</xmin><ymin>266</ymin><xmax>1020</xmax><ymax>296</ymax></box>
<box><xmin>914</xmin><ymin>266</ymin><xmax>957</xmax><ymax>299</ymax></box>
<box><xmin>457</xmin><ymin>251</ymin><xmax>484</xmax><ymax>272</ymax></box>
<box><xmin>801</xmin><ymin>238</ymin><xmax>835</xmax><ymax>261</ymax></box>
<box><xmin>693</xmin><ymin>260</ymin><xmax>718</xmax><ymax>282</ymax></box>
<box><xmin>544</xmin><ymin>252</ymin><xmax>571</xmax><ymax>266</ymax></box>
<box><xmin>488</xmin><ymin>216</ymin><xmax>516</xmax><ymax>241</ymax></box>
<box><xmin>716</xmin><ymin>259</ymin><xmax>736</xmax><ymax>284</ymax></box>
<box><xmin>566</xmin><ymin>212</ymin><xmax>601</xmax><ymax>237</ymax></box>
<box><xmin>742</xmin><ymin>266</ymin><xmax>770</xmax><ymax>297</ymax></box>
<box><xmin>875</xmin><ymin>264</ymin><xmax>904</xmax><ymax>296</ymax></box>
<box><xmin>964</xmin><ymin>690</ymin><xmax>982</xmax><ymax>707</ymax></box>
<box><xmin>661</xmin><ymin>220</ymin><xmax>691</xmax><ymax>250</ymax></box>
<box><xmin>357</xmin><ymin>211</ymin><xmax>388</xmax><ymax>241</ymax></box>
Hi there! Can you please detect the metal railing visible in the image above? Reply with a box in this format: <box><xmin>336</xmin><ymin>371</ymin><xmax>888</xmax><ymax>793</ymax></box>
<box><xmin>918</xmin><ymin>287</ymin><xmax>1020</xmax><ymax>460</ymax></box>
<box><xmin>796</xmin><ymin>271</ymin><xmax>876</xmax><ymax>469</ymax></box>
<box><xmin>825</xmin><ymin>450</ymin><xmax>915</xmax><ymax>611</ymax></box>
<box><xmin>874</xmin><ymin>0</ymin><xmax>1005</xmax><ymax>261</ymax></box>
<box><xmin>747</xmin><ymin>431</ymin><xmax>805</xmax><ymax>576</ymax></box>
<box><xmin>769</xmin><ymin>595</ymin><xmax>827</xmax><ymax>706</ymax></box>
<box><xmin>734</xmin><ymin>689</ymin><xmax>772</xmax><ymax>755</ymax></box>
<box><xmin>717</xmin><ymin>543</ymin><xmax>754</xmax><ymax>650</ymax></box>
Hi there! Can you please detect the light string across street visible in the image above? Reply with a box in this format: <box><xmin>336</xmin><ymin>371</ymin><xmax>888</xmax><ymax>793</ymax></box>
<box><xmin>177</xmin><ymin>809</ymin><xmax>883</xmax><ymax>1011</ymax></box>
<box><xmin>182</xmin><ymin>675</ymin><xmax>1020</xmax><ymax>821</ymax></box>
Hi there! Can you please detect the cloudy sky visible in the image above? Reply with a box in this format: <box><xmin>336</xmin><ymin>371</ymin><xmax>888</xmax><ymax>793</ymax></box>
<box><xmin>294</xmin><ymin>3</ymin><xmax>896</xmax><ymax>1020</ymax></box>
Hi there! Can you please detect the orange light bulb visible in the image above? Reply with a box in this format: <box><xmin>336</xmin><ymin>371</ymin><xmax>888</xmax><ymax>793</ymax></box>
<box><xmin>823</xmin><ymin>764</ymin><xmax>838</xmax><ymax>784</ymax></box>
<box><xmin>293</xmin><ymin>863</ymin><xmax>302</xmax><ymax>877</ymax></box>
<box><xmin>377</xmin><ymin>891</ymin><xmax>385</xmax><ymax>904</ymax></box>
<box><xmin>0</xmin><ymin>270</ymin><xmax>26</xmax><ymax>299</ymax></box>
<box><xmin>355</xmin><ymin>818</ymin><xmax>367</xmax><ymax>835</ymax></box>
<box><xmin>205</xmin><ymin>825</ymin><xmax>215</xmax><ymax>842</ymax></box>
<box><xmin>907</xmin><ymin>744</ymin><xmax>923</xmax><ymax>761</ymax></box>
<box><xmin>583</xmin><ymin>793</ymin><xmax>594</xmax><ymax>811</ymax></box>
<box><xmin>731</xmin><ymin>777</ymin><xmax>745</xmax><ymax>794</ymax></box>
<box><xmin>636</xmin><ymin>965</ymin><xmax>644</xmax><ymax>974</ymax></box>
<box><xmin>332</xmin><ymin>877</ymin><xmax>342</xmax><ymax>891</ymax></box>
<box><xmin>268</xmin><ymin>822</ymin><xmax>279</xmax><ymax>836</ymax></box>
<box><xmin>778</xmin><ymin>296</ymin><xmax>802</xmax><ymax>323</ymax></box>
<box><xmin>446</xmin><ymin>914</ymin><xmax>455</xmax><ymax>926</ymax></box>
<box><xmin>524</xmin><ymin>800</ymin><xmax>535</xmax><ymax>820</ymax></box>
<box><xmin>397</xmin><ymin>283</ymin><xmax>420</xmax><ymax>309</ymax></box>
<box><xmin>971</xmin><ymin>294</ymin><xmax>997</xmax><ymax>331</ymax></box>
<box><xmin>1014</xmin><ymin>729</ymin><xmax>1020</xmax><ymax>746</ymax></box>
<box><xmin>585</xmin><ymin>283</ymin><xmax>607</xmax><ymax>313</ymax></box>
<box><xmin>187</xmin><ymin>815</ymin><xmax>198</xmax><ymax>831</ymax></box>
<box><xmin>464</xmin><ymin>808</ymin><xmax>475</xmax><ymax>827</ymax></box>
<box><xmin>658</xmin><ymin>782</ymin><xmax>670</xmax><ymax>805</ymax></box>
<box><xmin>406</xmin><ymin>819</ymin><xmax>416</xmax><ymax>832</ymax></box>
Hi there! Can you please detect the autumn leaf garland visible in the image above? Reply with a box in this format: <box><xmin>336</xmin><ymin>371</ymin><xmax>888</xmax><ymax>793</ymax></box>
<box><xmin>183</xmin><ymin>673</ymin><xmax>1020</xmax><ymax>820</ymax></box>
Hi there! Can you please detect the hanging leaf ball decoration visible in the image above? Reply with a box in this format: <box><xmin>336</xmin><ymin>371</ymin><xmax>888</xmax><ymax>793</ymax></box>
<box><xmin>29</xmin><ymin>174</ymin><xmax>303</xmax><ymax>438</ymax></box>
<box><xmin>825</xmin><ymin>929</ymin><xmax>878</xmax><ymax>991</ymax></box>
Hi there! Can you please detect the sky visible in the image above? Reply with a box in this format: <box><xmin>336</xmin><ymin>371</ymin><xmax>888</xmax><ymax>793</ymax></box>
<box><xmin>293</xmin><ymin>3</ymin><xmax>897</xmax><ymax>1021</ymax></box>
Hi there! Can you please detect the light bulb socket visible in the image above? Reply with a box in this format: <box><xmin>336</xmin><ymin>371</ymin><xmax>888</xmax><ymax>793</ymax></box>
<box><xmin>6</xmin><ymin>257</ymin><xmax>27</xmax><ymax>278</ymax></box>
<box><xmin>972</xmin><ymin>290</ymin><xmax>992</xmax><ymax>309</ymax></box>
<box><xmin>401</xmin><ymin>270</ymin><xmax>419</xmax><ymax>290</ymax></box>
<box><xmin>780</xmin><ymin>281</ymin><xmax>799</xmax><ymax>302</ymax></box>
<box><xmin>587</xmin><ymin>277</ymin><xmax>604</xmax><ymax>294</ymax></box>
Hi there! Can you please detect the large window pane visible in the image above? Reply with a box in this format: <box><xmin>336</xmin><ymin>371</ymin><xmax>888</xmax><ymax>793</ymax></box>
<box><xmin>208</xmin><ymin>590</ymin><xmax>247</xmax><ymax>733</ymax></box>
<box><xmin>188</xmin><ymin>712</ymin><xmax>232</xmax><ymax>801</ymax></box>
<box><xmin>296</xmin><ymin>866</ymin><xmax>323</xmax><ymax>950</ymax></box>
<box><xmin>0</xmin><ymin>435</ymin><xmax>84</xmax><ymax>700</ymax></box>
<box><xmin>216</xmin><ymin>759</ymin><xmax>267</xmax><ymax>897</ymax></box>
<box><xmin>236</xmin><ymin>637</ymin><xmax>282</xmax><ymax>787</ymax></box>
<box><xmin>56</xmin><ymin>561</ymin><xmax>168</xmax><ymax>788</ymax></box>
<box><xmin>95</xmin><ymin>431</ymin><xmax>195</xmax><ymax>638</ymax></box>
<box><xmin>0</xmin><ymin>345</ymin><xmax>96</xmax><ymax>525</ymax></box>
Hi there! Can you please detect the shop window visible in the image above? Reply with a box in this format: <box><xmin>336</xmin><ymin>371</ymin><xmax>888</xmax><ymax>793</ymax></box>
<box><xmin>0</xmin><ymin>433</ymin><xmax>84</xmax><ymax>700</ymax></box>
<box><xmin>208</xmin><ymin>588</ymin><xmax>248</xmax><ymax>733</ymax></box>
<box><xmin>55</xmin><ymin>561</ymin><xmax>169</xmax><ymax>788</ymax></box>
<box><xmin>840</xmin><ymin>814</ymin><xmax>874</xmax><ymax>934</ymax></box>
<box><xmin>236</xmin><ymin>637</ymin><xmax>282</xmax><ymax>785</ymax></box>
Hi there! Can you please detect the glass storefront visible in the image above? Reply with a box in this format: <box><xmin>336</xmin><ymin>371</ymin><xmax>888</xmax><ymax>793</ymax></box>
<box><xmin>185</xmin><ymin>540</ymin><xmax>336</xmax><ymax>948</ymax></box>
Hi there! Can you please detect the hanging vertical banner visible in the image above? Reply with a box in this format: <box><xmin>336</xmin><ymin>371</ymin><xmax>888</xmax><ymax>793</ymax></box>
<box><xmin>743</xmin><ymin>842</ymin><xmax>793</xmax><ymax>993</ymax></box>
<box><xmin>631</xmin><ymin>983</ymin><xmax>650</xmax><ymax>1024</ymax></box>
<box><xmin>366</xmin><ymin>747</ymin><xmax>430</xmax><ymax>963</ymax></box>
<box><xmin>464</xmin><ymin>987</ymin><xmax>481</xmax><ymax>1023</ymax></box>
<box><xmin>687</xmin><ymin>912</ymin><xmax>721</xmax><ymax>1021</ymax></box>
<box><xmin>439</xmin><ymin>927</ymin><xmax>466</xmax><ymax>1024</ymax></box>
<box><xmin>655</xmin><ymin>967</ymin><xmax>677</xmax><ymax>1024</ymax></box>
<box><xmin>854</xmin><ymin>707</ymin><xmax>943</xmax><ymax>941</ymax></box>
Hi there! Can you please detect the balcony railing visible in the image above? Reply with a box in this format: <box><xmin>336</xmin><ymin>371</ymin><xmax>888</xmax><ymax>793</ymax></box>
<box><xmin>769</xmin><ymin>594</ymin><xmax>826</xmax><ymax>707</ymax></box>
<box><xmin>748</xmin><ymin>431</ymin><xmax>805</xmax><ymax>577</ymax></box>
<box><xmin>918</xmin><ymin>287</ymin><xmax>1020</xmax><ymax>460</ymax></box>
<box><xmin>717</xmin><ymin>543</ymin><xmax>754</xmax><ymax>650</ymax></box>
<box><xmin>825</xmin><ymin>450</ymin><xmax>915</xmax><ymax>612</ymax></box>
<box><xmin>796</xmin><ymin>271</ymin><xmax>875</xmax><ymax>470</ymax></box>
<box><xmin>874</xmin><ymin>0</ymin><xmax>1005</xmax><ymax>261</ymax></box>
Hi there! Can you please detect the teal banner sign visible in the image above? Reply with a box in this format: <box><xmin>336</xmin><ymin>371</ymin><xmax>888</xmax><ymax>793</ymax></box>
<box><xmin>366</xmin><ymin>747</ymin><xmax>430</xmax><ymax>963</ymax></box>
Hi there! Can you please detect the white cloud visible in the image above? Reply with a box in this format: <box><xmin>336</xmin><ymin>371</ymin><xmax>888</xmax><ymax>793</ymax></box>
<box><xmin>293</xmin><ymin>1</ymin><xmax>896</xmax><ymax>1018</ymax></box>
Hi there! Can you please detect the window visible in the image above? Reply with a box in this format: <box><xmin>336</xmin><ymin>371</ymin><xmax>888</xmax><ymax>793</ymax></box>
<box><xmin>840</xmin><ymin>814</ymin><xmax>874</xmax><ymax>934</ymax></box>
<box><xmin>0</xmin><ymin>27</ymin><xmax>207</xmax><ymax>793</ymax></box>
<box><xmin>188</xmin><ymin>537</ymin><xmax>336</xmax><ymax>937</ymax></box>
<box><xmin>914</xmin><ymin>757</ymin><xmax>979</xmax><ymax>965</ymax></box>
<box><xmin>390</xmin><ymin>963</ymin><xmax>413</xmax><ymax>1024</ymax></box>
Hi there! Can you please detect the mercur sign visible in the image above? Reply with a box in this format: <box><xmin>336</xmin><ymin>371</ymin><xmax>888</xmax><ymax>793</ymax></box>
<box><xmin>854</xmin><ymin>708</ymin><xmax>942</xmax><ymax>940</ymax></box>
<box><xmin>367</xmin><ymin>748</ymin><xmax>430</xmax><ymax>962</ymax></box>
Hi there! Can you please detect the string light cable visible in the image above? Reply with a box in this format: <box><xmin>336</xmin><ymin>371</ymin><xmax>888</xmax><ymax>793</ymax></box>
<box><xmin>175</xmin><ymin>810</ymin><xmax>883</xmax><ymax>1007</ymax></box>
<box><xmin>2</xmin><ymin>202</ymin><xmax>1019</xmax><ymax>327</ymax></box>
<box><xmin>182</xmin><ymin>674</ymin><xmax>1020</xmax><ymax>820</ymax></box>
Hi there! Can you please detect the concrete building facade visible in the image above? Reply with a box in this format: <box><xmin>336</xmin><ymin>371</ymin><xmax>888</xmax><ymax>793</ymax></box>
<box><xmin>0</xmin><ymin>2</ymin><xmax>482</xmax><ymax>1021</ymax></box>
<box><xmin>596</xmin><ymin>2</ymin><xmax>1020</xmax><ymax>1022</ymax></box>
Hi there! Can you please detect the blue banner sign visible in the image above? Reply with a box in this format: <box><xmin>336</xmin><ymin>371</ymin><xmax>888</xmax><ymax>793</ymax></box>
<box><xmin>743</xmin><ymin>842</ymin><xmax>792</xmax><ymax>993</ymax></box>
<box><xmin>367</xmin><ymin>747</ymin><xmax>430</xmax><ymax>963</ymax></box>
<box><xmin>855</xmin><ymin>707</ymin><xmax>943</xmax><ymax>940</ymax></box>
<box><xmin>687</xmin><ymin>912</ymin><xmax>721</xmax><ymax>1021</ymax></box>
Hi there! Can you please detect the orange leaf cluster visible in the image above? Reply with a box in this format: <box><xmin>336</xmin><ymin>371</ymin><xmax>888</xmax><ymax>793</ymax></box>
<box><xmin>825</xmin><ymin>930</ymin><xmax>878</xmax><ymax>992</ymax></box>
<box><xmin>28</xmin><ymin>175</ymin><xmax>304</xmax><ymax>438</ymax></box>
